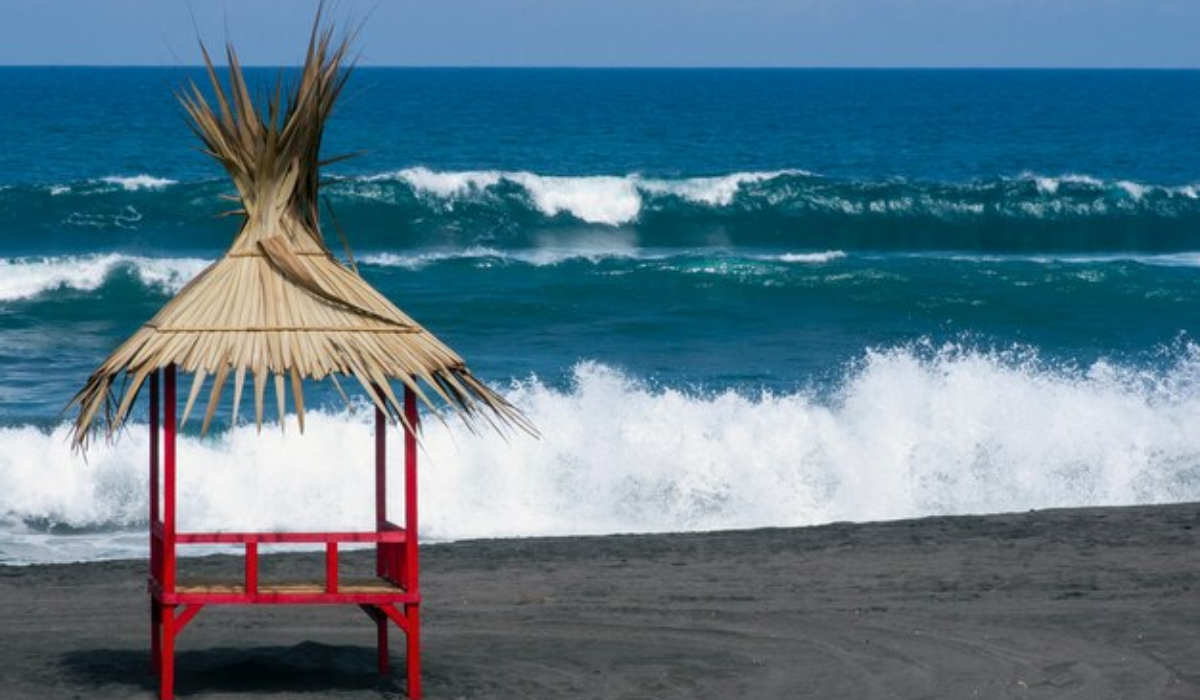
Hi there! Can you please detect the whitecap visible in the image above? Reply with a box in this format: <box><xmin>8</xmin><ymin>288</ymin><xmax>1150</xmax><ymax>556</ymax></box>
<box><xmin>638</xmin><ymin>170</ymin><xmax>804</xmax><ymax>207</ymax></box>
<box><xmin>507</xmin><ymin>172</ymin><xmax>642</xmax><ymax>225</ymax></box>
<box><xmin>98</xmin><ymin>174</ymin><xmax>178</xmax><ymax>191</ymax></box>
<box><xmin>774</xmin><ymin>251</ymin><xmax>847</xmax><ymax>264</ymax></box>
<box><xmin>388</xmin><ymin>166</ymin><xmax>503</xmax><ymax>198</ymax></box>
<box><xmin>0</xmin><ymin>254</ymin><xmax>210</xmax><ymax>302</ymax></box>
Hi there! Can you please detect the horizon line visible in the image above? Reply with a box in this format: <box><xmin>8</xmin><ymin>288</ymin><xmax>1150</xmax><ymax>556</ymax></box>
<box><xmin>2</xmin><ymin>63</ymin><xmax>1199</xmax><ymax>71</ymax></box>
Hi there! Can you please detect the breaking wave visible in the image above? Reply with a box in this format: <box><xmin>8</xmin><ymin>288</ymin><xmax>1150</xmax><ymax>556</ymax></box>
<box><xmin>98</xmin><ymin>174</ymin><xmax>178</xmax><ymax>191</ymax></box>
<box><xmin>6</xmin><ymin>246</ymin><xmax>1199</xmax><ymax>308</ymax></box>
<box><xmin>347</xmin><ymin>168</ymin><xmax>1200</xmax><ymax>228</ymax></box>
<box><xmin>0</xmin><ymin>254</ymin><xmax>210</xmax><ymax>302</ymax></box>
<box><xmin>369</xmin><ymin>167</ymin><xmax>804</xmax><ymax>225</ymax></box>
<box><xmin>3</xmin><ymin>345</ymin><xmax>1199</xmax><ymax>564</ymax></box>
<box><xmin>5</xmin><ymin>170</ymin><xmax>1200</xmax><ymax>252</ymax></box>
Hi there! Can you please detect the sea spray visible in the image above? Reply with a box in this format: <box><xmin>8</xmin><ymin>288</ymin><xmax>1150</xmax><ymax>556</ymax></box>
<box><xmin>4</xmin><ymin>347</ymin><xmax>1199</xmax><ymax>564</ymax></box>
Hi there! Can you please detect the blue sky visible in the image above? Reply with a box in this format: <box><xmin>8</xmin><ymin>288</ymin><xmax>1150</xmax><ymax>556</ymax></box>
<box><xmin>1</xmin><ymin>0</ymin><xmax>1197</xmax><ymax>68</ymax></box>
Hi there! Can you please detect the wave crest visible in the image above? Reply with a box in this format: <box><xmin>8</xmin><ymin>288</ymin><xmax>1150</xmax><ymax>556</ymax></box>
<box><xmin>339</xmin><ymin>168</ymin><xmax>1200</xmax><ymax>227</ymax></box>
<box><xmin>4</xmin><ymin>345</ymin><xmax>1199</xmax><ymax>563</ymax></box>
<box><xmin>5</xmin><ymin>169</ymin><xmax>1200</xmax><ymax>251</ymax></box>
<box><xmin>98</xmin><ymin>174</ymin><xmax>178</xmax><ymax>191</ymax></box>
<box><xmin>0</xmin><ymin>254</ymin><xmax>210</xmax><ymax>302</ymax></box>
<box><xmin>357</xmin><ymin>168</ymin><xmax>810</xmax><ymax>225</ymax></box>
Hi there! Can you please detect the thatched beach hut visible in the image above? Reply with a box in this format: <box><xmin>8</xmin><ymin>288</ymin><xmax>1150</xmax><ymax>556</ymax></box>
<box><xmin>67</xmin><ymin>21</ymin><xmax>528</xmax><ymax>700</ymax></box>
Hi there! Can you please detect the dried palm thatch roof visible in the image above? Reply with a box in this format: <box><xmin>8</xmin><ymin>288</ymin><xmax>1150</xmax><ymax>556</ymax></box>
<box><xmin>68</xmin><ymin>22</ymin><xmax>532</xmax><ymax>449</ymax></box>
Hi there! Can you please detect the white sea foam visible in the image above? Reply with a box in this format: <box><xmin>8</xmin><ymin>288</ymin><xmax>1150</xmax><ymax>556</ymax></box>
<box><xmin>0</xmin><ymin>254</ymin><xmax>211</xmax><ymax>302</ymax></box>
<box><xmin>361</xmin><ymin>245</ymin><xmax>839</xmax><ymax>270</ymax></box>
<box><xmin>361</xmin><ymin>233</ymin><xmax>644</xmax><ymax>269</ymax></box>
<box><xmin>774</xmin><ymin>251</ymin><xmax>847</xmax><ymax>264</ymax></box>
<box><xmin>934</xmin><ymin>252</ymin><xmax>1200</xmax><ymax>268</ymax></box>
<box><xmin>360</xmin><ymin>169</ymin><xmax>804</xmax><ymax>226</ymax></box>
<box><xmin>509</xmin><ymin>173</ymin><xmax>642</xmax><ymax>225</ymax></box>
<box><xmin>638</xmin><ymin>170</ymin><xmax>804</xmax><ymax>207</ymax></box>
<box><xmin>99</xmin><ymin>174</ymin><xmax>178</xmax><ymax>191</ymax></box>
<box><xmin>1136</xmin><ymin>252</ymin><xmax>1200</xmax><ymax>267</ymax></box>
<box><xmin>342</xmin><ymin>168</ymin><xmax>1200</xmax><ymax>225</ymax></box>
<box><xmin>1023</xmin><ymin>173</ymin><xmax>1200</xmax><ymax>205</ymax></box>
<box><xmin>360</xmin><ymin>247</ymin><xmax>506</xmax><ymax>270</ymax></box>
<box><xmin>389</xmin><ymin>166</ymin><xmax>502</xmax><ymax>198</ymax></box>
<box><xmin>1030</xmin><ymin>173</ymin><xmax>1105</xmax><ymax>196</ymax></box>
<box><xmin>1116</xmin><ymin>180</ymin><xmax>1149</xmax><ymax>200</ymax></box>
<box><xmin>4</xmin><ymin>347</ymin><xmax>1200</xmax><ymax>564</ymax></box>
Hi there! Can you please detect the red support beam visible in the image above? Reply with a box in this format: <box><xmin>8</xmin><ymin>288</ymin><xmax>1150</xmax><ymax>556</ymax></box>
<box><xmin>162</xmin><ymin>589</ymin><xmax>418</xmax><ymax>606</ymax></box>
<box><xmin>160</xmin><ymin>604</ymin><xmax>175</xmax><ymax>700</ymax></box>
<box><xmin>404</xmin><ymin>387</ymin><xmax>419</xmax><ymax>592</ymax></box>
<box><xmin>150</xmin><ymin>367</ymin><xmax>162</xmax><ymax>677</ymax></box>
<box><xmin>175</xmin><ymin>530</ymin><xmax>405</xmax><ymax>544</ymax></box>
<box><xmin>405</xmin><ymin>604</ymin><xmax>422</xmax><ymax>699</ymax></box>
<box><xmin>175</xmin><ymin>604</ymin><xmax>205</xmax><ymax>634</ymax></box>
<box><xmin>326</xmin><ymin>542</ymin><xmax>339</xmax><ymax>594</ymax></box>
<box><xmin>245</xmin><ymin>542</ymin><xmax>258</xmax><ymax>595</ymax></box>
<box><xmin>377</xmin><ymin>612</ymin><xmax>390</xmax><ymax>674</ymax></box>
<box><xmin>378</xmin><ymin>604</ymin><xmax>411</xmax><ymax>634</ymax></box>
<box><xmin>163</xmin><ymin>364</ymin><xmax>177</xmax><ymax>594</ymax></box>
<box><xmin>151</xmin><ymin>599</ymin><xmax>161</xmax><ymax>677</ymax></box>
<box><xmin>150</xmin><ymin>370</ymin><xmax>160</xmax><ymax>526</ymax></box>
<box><xmin>149</xmin><ymin>369</ymin><xmax>161</xmax><ymax>676</ymax></box>
<box><xmin>375</xmin><ymin>404</ymin><xmax>386</xmax><ymax>578</ymax></box>
<box><xmin>404</xmin><ymin>385</ymin><xmax>422</xmax><ymax>699</ymax></box>
<box><xmin>359</xmin><ymin>605</ymin><xmax>391</xmax><ymax>674</ymax></box>
<box><xmin>150</xmin><ymin>370</ymin><xmax>162</xmax><ymax>594</ymax></box>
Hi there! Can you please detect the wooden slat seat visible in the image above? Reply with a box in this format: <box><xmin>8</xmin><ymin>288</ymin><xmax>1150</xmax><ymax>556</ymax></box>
<box><xmin>156</xmin><ymin>576</ymin><xmax>419</xmax><ymax>606</ymax></box>
<box><xmin>178</xmin><ymin>577</ymin><xmax>408</xmax><ymax>595</ymax></box>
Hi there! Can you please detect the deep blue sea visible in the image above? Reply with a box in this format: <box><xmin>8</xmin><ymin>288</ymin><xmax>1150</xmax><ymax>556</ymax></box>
<box><xmin>2</xmin><ymin>68</ymin><xmax>1199</xmax><ymax>564</ymax></box>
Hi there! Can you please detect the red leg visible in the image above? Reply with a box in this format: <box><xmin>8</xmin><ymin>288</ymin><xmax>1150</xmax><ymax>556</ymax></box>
<box><xmin>377</xmin><ymin>609</ymin><xmax>390</xmax><ymax>675</ymax></box>
<box><xmin>160</xmin><ymin>605</ymin><xmax>176</xmax><ymax>700</ymax></box>
<box><xmin>405</xmin><ymin>604</ymin><xmax>422</xmax><ymax>699</ymax></box>
<box><xmin>151</xmin><ymin>599</ymin><xmax>162</xmax><ymax>676</ymax></box>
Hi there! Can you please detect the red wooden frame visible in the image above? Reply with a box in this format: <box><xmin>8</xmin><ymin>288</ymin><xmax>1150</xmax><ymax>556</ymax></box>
<box><xmin>148</xmin><ymin>365</ymin><xmax>422</xmax><ymax>699</ymax></box>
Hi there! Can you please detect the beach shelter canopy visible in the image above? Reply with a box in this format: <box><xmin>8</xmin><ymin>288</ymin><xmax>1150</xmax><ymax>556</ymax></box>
<box><xmin>68</xmin><ymin>25</ymin><xmax>530</xmax><ymax>447</ymax></box>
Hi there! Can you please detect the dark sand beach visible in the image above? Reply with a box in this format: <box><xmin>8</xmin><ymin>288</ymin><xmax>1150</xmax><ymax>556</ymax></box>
<box><xmin>1</xmin><ymin>503</ymin><xmax>1197</xmax><ymax>699</ymax></box>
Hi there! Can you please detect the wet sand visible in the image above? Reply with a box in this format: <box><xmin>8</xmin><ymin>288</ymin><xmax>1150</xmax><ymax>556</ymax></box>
<box><xmin>1</xmin><ymin>503</ymin><xmax>1198</xmax><ymax>699</ymax></box>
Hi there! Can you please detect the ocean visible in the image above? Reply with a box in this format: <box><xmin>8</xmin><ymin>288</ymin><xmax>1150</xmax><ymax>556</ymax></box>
<box><xmin>1</xmin><ymin>68</ymin><xmax>1199</xmax><ymax>564</ymax></box>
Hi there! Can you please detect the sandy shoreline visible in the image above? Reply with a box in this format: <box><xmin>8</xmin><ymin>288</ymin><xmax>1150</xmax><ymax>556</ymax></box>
<box><xmin>1</xmin><ymin>503</ymin><xmax>1198</xmax><ymax>699</ymax></box>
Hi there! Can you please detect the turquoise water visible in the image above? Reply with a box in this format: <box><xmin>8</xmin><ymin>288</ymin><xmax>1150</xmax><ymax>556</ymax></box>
<box><xmin>1</xmin><ymin>69</ymin><xmax>1199</xmax><ymax>563</ymax></box>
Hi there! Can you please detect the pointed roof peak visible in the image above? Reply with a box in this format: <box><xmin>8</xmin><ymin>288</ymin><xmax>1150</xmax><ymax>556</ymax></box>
<box><xmin>179</xmin><ymin>19</ymin><xmax>351</xmax><ymax>255</ymax></box>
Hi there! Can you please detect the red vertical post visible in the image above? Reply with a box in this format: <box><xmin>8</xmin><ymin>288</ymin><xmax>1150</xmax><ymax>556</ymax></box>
<box><xmin>151</xmin><ymin>602</ymin><xmax>162</xmax><ymax>677</ymax></box>
<box><xmin>326</xmin><ymin>542</ymin><xmax>339</xmax><ymax>593</ymax></box>
<box><xmin>163</xmin><ymin>364</ymin><xmax>177</xmax><ymax>594</ymax></box>
<box><xmin>160</xmin><ymin>607</ymin><xmax>175</xmax><ymax>700</ymax></box>
<box><xmin>406</xmin><ymin>604</ymin><xmax>422</xmax><ymax>699</ymax></box>
<box><xmin>375</xmin><ymin>403</ymin><xmax>386</xmax><ymax>577</ymax></box>
<box><xmin>160</xmin><ymin>365</ymin><xmax>178</xmax><ymax>700</ymax></box>
<box><xmin>149</xmin><ymin>369</ymin><xmax>161</xmax><ymax>674</ymax></box>
<box><xmin>376</xmin><ymin>613</ymin><xmax>390</xmax><ymax>674</ymax></box>
<box><xmin>404</xmin><ymin>385</ymin><xmax>421</xmax><ymax>699</ymax></box>
<box><xmin>150</xmin><ymin>370</ymin><xmax>160</xmax><ymax>529</ymax></box>
<box><xmin>245</xmin><ymin>542</ymin><xmax>258</xmax><ymax>595</ymax></box>
<box><xmin>150</xmin><ymin>369</ymin><xmax>161</xmax><ymax>583</ymax></box>
<box><xmin>403</xmin><ymin>386</ymin><xmax>418</xmax><ymax>592</ymax></box>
